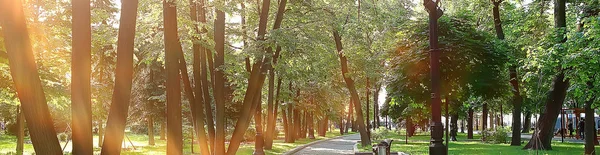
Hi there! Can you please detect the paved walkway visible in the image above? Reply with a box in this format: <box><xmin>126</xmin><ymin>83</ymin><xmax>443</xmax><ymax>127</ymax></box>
<box><xmin>294</xmin><ymin>134</ymin><xmax>361</xmax><ymax>155</ymax></box>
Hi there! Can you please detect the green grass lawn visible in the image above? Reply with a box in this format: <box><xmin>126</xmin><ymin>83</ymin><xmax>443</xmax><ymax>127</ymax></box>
<box><xmin>0</xmin><ymin>129</ymin><xmax>352</xmax><ymax>155</ymax></box>
<box><xmin>361</xmin><ymin>130</ymin><xmax>598</xmax><ymax>155</ymax></box>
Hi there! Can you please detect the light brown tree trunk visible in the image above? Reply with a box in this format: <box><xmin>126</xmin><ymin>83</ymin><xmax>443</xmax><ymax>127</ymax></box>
<box><xmin>1</xmin><ymin>1</ymin><xmax>62</xmax><ymax>154</ymax></box>
<box><xmin>100</xmin><ymin>0</ymin><xmax>138</xmax><ymax>154</ymax></box>
<box><xmin>148</xmin><ymin>116</ymin><xmax>155</xmax><ymax>146</ymax></box>
<box><xmin>333</xmin><ymin>30</ymin><xmax>371</xmax><ymax>146</ymax></box>
<box><xmin>308</xmin><ymin>112</ymin><xmax>315</xmax><ymax>139</ymax></box>
<box><xmin>163</xmin><ymin>0</ymin><xmax>183</xmax><ymax>154</ymax></box>
<box><xmin>71</xmin><ymin>0</ymin><xmax>93</xmax><ymax>153</ymax></box>
<box><xmin>16</xmin><ymin>106</ymin><xmax>24</xmax><ymax>155</ymax></box>
<box><xmin>213</xmin><ymin>2</ymin><xmax>227</xmax><ymax>155</ymax></box>
<box><xmin>160</xmin><ymin>120</ymin><xmax>166</xmax><ymax>140</ymax></box>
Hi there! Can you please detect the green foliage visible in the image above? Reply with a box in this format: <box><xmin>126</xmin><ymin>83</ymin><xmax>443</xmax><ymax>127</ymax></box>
<box><xmin>481</xmin><ymin>127</ymin><xmax>510</xmax><ymax>144</ymax></box>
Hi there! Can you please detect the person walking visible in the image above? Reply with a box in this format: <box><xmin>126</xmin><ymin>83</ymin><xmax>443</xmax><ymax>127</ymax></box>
<box><xmin>579</xmin><ymin>119</ymin><xmax>585</xmax><ymax>140</ymax></box>
<box><xmin>568</xmin><ymin>122</ymin><xmax>574</xmax><ymax>136</ymax></box>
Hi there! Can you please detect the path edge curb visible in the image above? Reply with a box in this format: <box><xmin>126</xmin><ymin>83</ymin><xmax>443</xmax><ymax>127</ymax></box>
<box><xmin>282</xmin><ymin>133</ymin><xmax>359</xmax><ymax>155</ymax></box>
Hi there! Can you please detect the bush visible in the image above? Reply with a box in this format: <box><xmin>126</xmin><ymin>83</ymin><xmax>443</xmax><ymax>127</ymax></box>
<box><xmin>372</xmin><ymin>127</ymin><xmax>391</xmax><ymax>141</ymax></box>
<box><xmin>481</xmin><ymin>127</ymin><xmax>509</xmax><ymax>144</ymax></box>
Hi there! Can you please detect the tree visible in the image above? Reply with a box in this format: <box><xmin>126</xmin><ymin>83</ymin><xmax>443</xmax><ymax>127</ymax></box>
<box><xmin>100</xmin><ymin>0</ymin><xmax>139</xmax><ymax>153</ymax></box>
<box><xmin>333</xmin><ymin>29</ymin><xmax>371</xmax><ymax>146</ymax></box>
<box><xmin>213</xmin><ymin>4</ymin><xmax>227</xmax><ymax>155</ymax></box>
<box><xmin>71</xmin><ymin>0</ymin><xmax>93</xmax><ymax>153</ymax></box>
<box><xmin>0</xmin><ymin>0</ymin><xmax>62</xmax><ymax>154</ymax></box>
<box><xmin>163</xmin><ymin>0</ymin><xmax>183</xmax><ymax>154</ymax></box>
<box><xmin>523</xmin><ymin>0</ymin><xmax>568</xmax><ymax>150</ymax></box>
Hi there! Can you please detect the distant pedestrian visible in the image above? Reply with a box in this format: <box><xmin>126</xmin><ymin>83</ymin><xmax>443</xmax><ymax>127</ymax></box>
<box><xmin>568</xmin><ymin>122</ymin><xmax>574</xmax><ymax>136</ymax></box>
<box><xmin>579</xmin><ymin>119</ymin><xmax>585</xmax><ymax>140</ymax></box>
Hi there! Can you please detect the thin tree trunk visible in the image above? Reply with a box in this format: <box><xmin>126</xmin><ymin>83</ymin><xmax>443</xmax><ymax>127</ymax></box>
<box><xmin>523</xmin><ymin>0</ymin><xmax>567</xmax><ymax>148</ymax></box>
<box><xmin>265</xmin><ymin>0</ymin><xmax>288</xmax><ymax>149</ymax></box>
<box><xmin>282</xmin><ymin>104</ymin><xmax>290</xmax><ymax>143</ymax></box>
<box><xmin>468</xmin><ymin>107</ymin><xmax>474</xmax><ymax>139</ymax></box>
<box><xmin>584</xmin><ymin>82</ymin><xmax>596</xmax><ymax>154</ymax></box>
<box><xmin>482</xmin><ymin>103</ymin><xmax>488</xmax><ymax>131</ymax></box>
<box><xmin>451</xmin><ymin>112</ymin><xmax>458</xmax><ymax>141</ymax></box>
<box><xmin>339</xmin><ymin>118</ymin><xmax>345</xmax><ymax>135</ymax></box>
<box><xmin>294</xmin><ymin>109</ymin><xmax>301</xmax><ymax>139</ymax></box>
<box><xmin>308</xmin><ymin>112</ymin><xmax>315</xmax><ymax>139</ymax></box>
<box><xmin>214</xmin><ymin>5</ymin><xmax>227</xmax><ymax>155</ymax></box>
<box><xmin>289</xmin><ymin>104</ymin><xmax>296</xmax><ymax>142</ymax></box>
<box><xmin>522</xmin><ymin>111</ymin><xmax>531</xmax><ymax>133</ymax></box>
<box><xmin>165</xmin><ymin>0</ymin><xmax>184</xmax><ymax>152</ymax></box>
<box><xmin>16</xmin><ymin>106</ymin><xmax>24</xmax><ymax>155</ymax></box>
<box><xmin>71</xmin><ymin>0</ymin><xmax>93</xmax><ymax>153</ymax></box>
<box><xmin>374</xmin><ymin>85</ymin><xmax>380</xmax><ymax>129</ymax></box>
<box><xmin>333</xmin><ymin>30</ymin><xmax>371</xmax><ymax>146</ymax></box>
<box><xmin>0</xmin><ymin>1</ymin><xmax>62</xmax><ymax>154</ymax></box>
<box><xmin>195</xmin><ymin>0</ymin><xmax>215</xmax><ymax>151</ymax></box>
<box><xmin>148</xmin><ymin>116</ymin><xmax>155</xmax><ymax>145</ymax></box>
<box><xmin>160</xmin><ymin>120</ymin><xmax>166</xmax><ymax>140</ymax></box>
<box><xmin>188</xmin><ymin>0</ymin><xmax>211</xmax><ymax>154</ymax></box>
<box><xmin>100</xmin><ymin>0</ymin><xmax>138</xmax><ymax>154</ymax></box>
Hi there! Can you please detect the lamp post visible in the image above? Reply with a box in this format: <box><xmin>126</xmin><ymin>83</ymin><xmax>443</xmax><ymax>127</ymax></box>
<box><xmin>423</xmin><ymin>0</ymin><xmax>446</xmax><ymax>154</ymax></box>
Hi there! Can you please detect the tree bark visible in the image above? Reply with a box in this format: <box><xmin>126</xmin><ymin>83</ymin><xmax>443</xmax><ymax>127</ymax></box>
<box><xmin>522</xmin><ymin>111</ymin><xmax>531</xmax><ymax>133</ymax></box>
<box><xmin>71</xmin><ymin>0</ymin><xmax>93</xmax><ymax>153</ymax></box>
<box><xmin>265</xmin><ymin>0</ymin><xmax>287</xmax><ymax>149</ymax></box>
<box><xmin>148</xmin><ymin>116</ymin><xmax>155</xmax><ymax>146</ymax></box>
<box><xmin>0</xmin><ymin>1</ymin><xmax>62</xmax><ymax>154</ymax></box>
<box><xmin>16</xmin><ymin>106</ymin><xmax>24</xmax><ymax>155</ymax></box>
<box><xmin>523</xmin><ymin>0</ymin><xmax>567</xmax><ymax>149</ymax></box>
<box><xmin>160</xmin><ymin>120</ymin><xmax>166</xmax><ymax>140</ymax></box>
<box><xmin>188</xmin><ymin>1</ymin><xmax>211</xmax><ymax>154</ymax></box>
<box><xmin>164</xmin><ymin>0</ymin><xmax>183</xmax><ymax>154</ymax></box>
<box><xmin>214</xmin><ymin>5</ymin><xmax>227</xmax><ymax>155</ymax></box>
<box><xmin>100</xmin><ymin>0</ymin><xmax>138</xmax><ymax>154</ymax></box>
<box><xmin>468</xmin><ymin>107</ymin><xmax>474</xmax><ymax>139</ymax></box>
<box><xmin>585</xmin><ymin>82</ymin><xmax>596</xmax><ymax>154</ymax></box>
<box><xmin>195</xmin><ymin>0</ymin><xmax>216</xmax><ymax>151</ymax></box>
<box><xmin>282</xmin><ymin>104</ymin><xmax>290</xmax><ymax>143</ymax></box>
<box><xmin>333</xmin><ymin>30</ymin><xmax>371</xmax><ymax>146</ymax></box>
<box><xmin>374</xmin><ymin>85</ymin><xmax>380</xmax><ymax>129</ymax></box>
<box><xmin>294</xmin><ymin>109</ymin><xmax>301</xmax><ymax>139</ymax></box>
<box><xmin>451</xmin><ymin>112</ymin><xmax>458</xmax><ymax>141</ymax></box>
<box><xmin>482</xmin><ymin>103</ymin><xmax>488</xmax><ymax>131</ymax></box>
<box><xmin>308</xmin><ymin>112</ymin><xmax>315</xmax><ymax>139</ymax></box>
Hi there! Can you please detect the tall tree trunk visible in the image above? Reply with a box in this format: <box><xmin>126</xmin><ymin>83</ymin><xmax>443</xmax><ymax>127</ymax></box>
<box><xmin>71</xmin><ymin>0</ymin><xmax>93</xmax><ymax>153</ymax></box>
<box><xmin>333</xmin><ymin>30</ymin><xmax>371</xmax><ymax>146</ymax></box>
<box><xmin>164</xmin><ymin>0</ymin><xmax>183</xmax><ymax>154</ymax></box>
<box><xmin>451</xmin><ymin>112</ymin><xmax>458</xmax><ymax>141</ymax></box>
<box><xmin>214</xmin><ymin>5</ymin><xmax>227</xmax><ymax>155</ymax></box>
<box><xmin>265</xmin><ymin>0</ymin><xmax>288</xmax><ymax>149</ymax></box>
<box><xmin>366</xmin><ymin>78</ymin><xmax>370</xmax><ymax>133</ymax></box>
<box><xmin>160</xmin><ymin>120</ymin><xmax>166</xmax><ymax>140</ymax></box>
<box><xmin>339</xmin><ymin>118</ymin><xmax>345</xmax><ymax>135</ymax></box>
<box><xmin>148</xmin><ymin>116</ymin><xmax>155</xmax><ymax>146</ymax></box>
<box><xmin>523</xmin><ymin>0</ymin><xmax>567</xmax><ymax>149</ymax></box>
<box><xmin>188</xmin><ymin>1</ymin><xmax>211</xmax><ymax>154</ymax></box>
<box><xmin>16</xmin><ymin>106</ymin><xmax>24</xmax><ymax>155</ymax></box>
<box><xmin>253</xmin><ymin>93</ymin><xmax>265</xmax><ymax>154</ymax></box>
<box><xmin>0</xmin><ymin>1</ymin><xmax>62</xmax><ymax>154</ymax></box>
<box><xmin>100</xmin><ymin>0</ymin><xmax>138</xmax><ymax>154</ymax></box>
<box><xmin>482</xmin><ymin>103</ymin><xmax>488</xmax><ymax>131</ymax></box>
<box><xmin>584</xmin><ymin>82</ymin><xmax>596</xmax><ymax>154</ymax></box>
<box><xmin>491</xmin><ymin>0</ymin><xmax>523</xmax><ymax>145</ymax></box>
<box><xmin>308</xmin><ymin>112</ymin><xmax>315</xmax><ymax>139</ymax></box>
<box><xmin>282</xmin><ymin>105</ymin><xmax>290</xmax><ymax>142</ymax></box>
<box><xmin>194</xmin><ymin>0</ymin><xmax>216</xmax><ymax>151</ymax></box>
<box><xmin>585</xmin><ymin>101</ymin><xmax>596</xmax><ymax>154</ymax></box>
<box><xmin>374</xmin><ymin>85</ymin><xmax>380</xmax><ymax>129</ymax></box>
<box><xmin>522</xmin><ymin>111</ymin><xmax>532</xmax><ymax>133</ymax></box>
<box><xmin>468</xmin><ymin>107</ymin><xmax>474</xmax><ymax>139</ymax></box>
<box><xmin>294</xmin><ymin>109</ymin><xmax>301</xmax><ymax>139</ymax></box>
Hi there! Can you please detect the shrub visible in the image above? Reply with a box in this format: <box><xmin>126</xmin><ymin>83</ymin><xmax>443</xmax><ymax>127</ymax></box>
<box><xmin>481</xmin><ymin>127</ymin><xmax>509</xmax><ymax>144</ymax></box>
<box><xmin>372</xmin><ymin>127</ymin><xmax>391</xmax><ymax>141</ymax></box>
